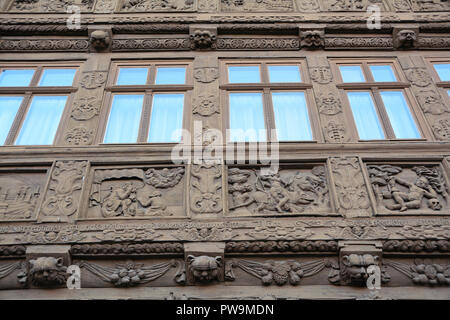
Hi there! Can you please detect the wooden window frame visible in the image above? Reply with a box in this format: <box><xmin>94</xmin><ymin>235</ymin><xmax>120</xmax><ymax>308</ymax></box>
<box><xmin>330</xmin><ymin>58</ymin><xmax>427</xmax><ymax>142</ymax></box>
<box><xmin>0</xmin><ymin>62</ymin><xmax>81</xmax><ymax>146</ymax></box>
<box><xmin>425</xmin><ymin>57</ymin><xmax>450</xmax><ymax>104</ymax></box>
<box><xmin>219</xmin><ymin>59</ymin><xmax>319</xmax><ymax>143</ymax></box>
<box><xmin>98</xmin><ymin>60</ymin><xmax>193</xmax><ymax>145</ymax></box>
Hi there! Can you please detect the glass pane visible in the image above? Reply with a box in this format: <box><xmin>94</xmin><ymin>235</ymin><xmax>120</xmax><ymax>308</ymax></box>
<box><xmin>155</xmin><ymin>67</ymin><xmax>186</xmax><ymax>85</ymax></box>
<box><xmin>15</xmin><ymin>96</ymin><xmax>67</xmax><ymax>145</ymax></box>
<box><xmin>39</xmin><ymin>69</ymin><xmax>76</xmax><ymax>86</ymax></box>
<box><xmin>148</xmin><ymin>94</ymin><xmax>184</xmax><ymax>143</ymax></box>
<box><xmin>347</xmin><ymin>92</ymin><xmax>385</xmax><ymax>140</ymax></box>
<box><xmin>116</xmin><ymin>68</ymin><xmax>148</xmax><ymax>85</ymax></box>
<box><xmin>434</xmin><ymin>64</ymin><xmax>450</xmax><ymax>81</ymax></box>
<box><xmin>268</xmin><ymin>65</ymin><xmax>302</xmax><ymax>83</ymax></box>
<box><xmin>0</xmin><ymin>69</ymin><xmax>34</xmax><ymax>87</ymax></box>
<box><xmin>104</xmin><ymin>95</ymin><xmax>144</xmax><ymax>143</ymax></box>
<box><xmin>228</xmin><ymin>66</ymin><xmax>261</xmax><ymax>83</ymax></box>
<box><xmin>229</xmin><ymin>93</ymin><xmax>265</xmax><ymax>142</ymax></box>
<box><xmin>272</xmin><ymin>92</ymin><xmax>312</xmax><ymax>141</ymax></box>
<box><xmin>370</xmin><ymin>65</ymin><xmax>397</xmax><ymax>82</ymax></box>
<box><xmin>380</xmin><ymin>91</ymin><xmax>420</xmax><ymax>139</ymax></box>
<box><xmin>0</xmin><ymin>96</ymin><xmax>22</xmax><ymax>144</ymax></box>
<box><xmin>339</xmin><ymin>65</ymin><xmax>365</xmax><ymax>83</ymax></box>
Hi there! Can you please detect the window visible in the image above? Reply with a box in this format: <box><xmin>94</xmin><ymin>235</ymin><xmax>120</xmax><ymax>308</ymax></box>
<box><xmin>333</xmin><ymin>60</ymin><xmax>422</xmax><ymax>140</ymax></box>
<box><xmin>0</xmin><ymin>64</ymin><xmax>78</xmax><ymax>145</ymax></box>
<box><xmin>221</xmin><ymin>61</ymin><xmax>314</xmax><ymax>142</ymax></box>
<box><xmin>101</xmin><ymin>62</ymin><xmax>191</xmax><ymax>144</ymax></box>
<box><xmin>429</xmin><ymin>60</ymin><xmax>450</xmax><ymax>101</ymax></box>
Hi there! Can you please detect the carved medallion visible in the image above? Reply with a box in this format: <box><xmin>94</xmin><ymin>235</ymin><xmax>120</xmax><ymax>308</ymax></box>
<box><xmin>194</xmin><ymin>67</ymin><xmax>219</xmax><ymax>83</ymax></box>
<box><xmin>80</xmin><ymin>71</ymin><xmax>107</xmax><ymax>89</ymax></box>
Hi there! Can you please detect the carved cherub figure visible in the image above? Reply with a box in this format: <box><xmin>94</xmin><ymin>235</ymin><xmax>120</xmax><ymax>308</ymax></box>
<box><xmin>102</xmin><ymin>183</ymin><xmax>137</xmax><ymax>217</ymax></box>
<box><xmin>385</xmin><ymin>176</ymin><xmax>440</xmax><ymax>211</ymax></box>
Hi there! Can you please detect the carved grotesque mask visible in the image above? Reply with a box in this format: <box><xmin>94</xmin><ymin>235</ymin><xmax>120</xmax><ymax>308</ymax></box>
<box><xmin>398</xmin><ymin>30</ymin><xmax>417</xmax><ymax>48</ymax></box>
<box><xmin>90</xmin><ymin>30</ymin><xmax>111</xmax><ymax>50</ymax></box>
<box><xmin>302</xmin><ymin>31</ymin><xmax>324</xmax><ymax>47</ymax></box>
<box><xmin>342</xmin><ymin>254</ymin><xmax>379</xmax><ymax>282</ymax></box>
<box><xmin>190</xmin><ymin>30</ymin><xmax>216</xmax><ymax>49</ymax></box>
<box><xmin>29</xmin><ymin>257</ymin><xmax>67</xmax><ymax>287</ymax></box>
<box><xmin>187</xmin><ymin>255</ymin><xmax>222</xmax><ymax>282</ymax></box>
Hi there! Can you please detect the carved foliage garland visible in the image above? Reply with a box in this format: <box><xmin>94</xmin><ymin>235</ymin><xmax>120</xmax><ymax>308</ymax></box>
<box><xmin>39</xmin><ymin>161</ymin><xmax>88</xmax><ymax>222</ymax></box>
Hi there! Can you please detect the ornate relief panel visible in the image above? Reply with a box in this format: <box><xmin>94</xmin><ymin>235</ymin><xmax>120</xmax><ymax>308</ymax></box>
<box><xmin>38</xmin><ymin>161</ymin><xmax>88</xmax><ymax>223</ymax></box>
<box><xmin>0</xmin><ymin>169</ymin><xmax>48</xmax><ymax>221</ymax></box>
<box><xmin>85</xmin><ymin>165</ymin><xmax>186</xmax><ymax>219</ymax></box>
<box><xmin>226</xmin><ymin>165</ymin><xmax>333</xmax><ymax>217</ymax></box>
<box><xmin>7</xmin><ymin>0</ymin><xmax>95</xmax><ymax>12</ymax></box>
<box><xmin>367</xmin><ymin>163</ymin><xmax>450</xmax><ymax>215</ymax></box>
<box><xmin>220</xmin><ymin>0</ymin><xmax>294</xmax><ymax>12</ymax></box>
<box><xmin>120</xmin><ymin>0</ymin><xmax>197</xmax><ymax>12</ymax></box>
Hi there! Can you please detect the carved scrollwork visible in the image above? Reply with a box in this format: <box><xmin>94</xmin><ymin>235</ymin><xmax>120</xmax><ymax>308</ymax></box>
<box><xmin>71</xmin><ymin>96</ymin><xmax>100</xmax><ymax>121</ymax></box>
<box><xmin>324</xmin><ymin>121</ymin><xmax>347</xmax><ymax>143</ymax></box>
<box><xmin>40</xmin><ymin>161</ymin><xmax>88</xmax><ymax>222</ymax></box>
<box><xmin>190</xmin><ymin>164</ymin><xmax>222</xmax><ymax>214</ymax></box>
<box><xmin>309</xmin><ymin>66</ymin><xmax>333</xmax><ymax>84</ymax></box>
<box><xmin>316</xmin><ymin>93</ymin><xmax>342</xmax><ymax>115</ymax></box>
<box><xmin>194</xmin><ymin>67</ymin><xmax>219</xmax><ymax>83</ymax></box>
<box><xmin>220</xmin><ymin>0</ymin><xmax>294</xmax><ymax>12</ymax></box>
<box><xmin>432</xmin><ymin>118</ymin><xmax>450</xmax><ymax>141</ymax></box>
<box><xmin>64</xmin><ymin>127</ymin><xmax>94</xmax><ymax>146</ymax></box>
<box><xmin>80</xmin><ymin>71</ymin><xmax>107</xmax><ymax>89</ymax></box>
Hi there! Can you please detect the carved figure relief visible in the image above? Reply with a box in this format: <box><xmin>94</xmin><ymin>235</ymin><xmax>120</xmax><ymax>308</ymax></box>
<box><xmin>220</xmin><ymin>0</ymin><xmax>294</xmax><ymax>12</ymax></box>
<box><xmin>29</xmin><ymin>257</ymin><xmax>67</xmax><ymax>287</ymax></box>
<box><xmin>121</xmin><ymin>0</ymin><xmax>196</xmax><ymax>11</ymax></box>
<box><xmin>193</xmin><ymin>94</ymin><xmax>220</xmax><ymax>116</ymax></box>
<box><xmin>0</xmin><ymin>172</ymin><xmax>46</xmax><ymax>220</ymax></box>
<box><xmin>330</xmin><ymin>157</ymin><xmax>371</xmax><ymax>217</ymax></box>
<box><xmin>190</xmin><ymin>164</ymin><xmax>222</xmax><ymax>214</ymax></box>
<box><xmin>367</xmin><ymin>164</ymin><xmax>449</xmax><ymax>214</ymax></box>
<box><xmin>71</xmin><ymin>96</ymin><xmax>100</xmax><ymax>121</ymax></box>
<box><xmin>187</xmin><ymin>255</ymin><xmax>222</xmax><ymax>283</ymax></box>
<box><xmin>88</xmin><ymin>167</ymin><xmax>185</xmax><ymax>218</ymax></box>
<box><xmin>300</xmin><ymin>30</ymin><xmax>324</xmax><ymax>49</ymax></box>
<box><xmin>309</xmin><ymin>66</ymin><xmax>333</xmax><ymax>84</ymax></box>
<box><xmin>79</xmin><ymin>260</ymin><xmax>181</xmax><ymax>287</ymax></box>
<box><xmin>227</xmin><ymin>166</ymin><xmax>330</xmax><ymax>216</ymax></box>
<box><xmin>40</xmin><ymin>161</ymin><xmax>88</xmax><ymax>222</ymax></box>
<box><xmin>326</xmin><ymin>0</ymin><xmax>366</xmax><ymax>11</ymax></box>
<box><xmin>405</xmin><ymin>67</ymin><xmax>432</xmax><ymax>87</ymax></box>
<box><xmin>411</xmin><ymin>0</ymin><xmax>449</xmax><ymax>11</ymax></box>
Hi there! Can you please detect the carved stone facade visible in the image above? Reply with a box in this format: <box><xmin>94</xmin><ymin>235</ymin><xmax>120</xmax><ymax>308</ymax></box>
<box><xmin>0</xmin><ymin>0</ymin><xmax>449</xmax><ymax>301</ymax></box>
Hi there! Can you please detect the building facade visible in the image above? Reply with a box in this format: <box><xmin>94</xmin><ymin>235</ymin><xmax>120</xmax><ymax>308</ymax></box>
<box><xmin>0</xmin><ymin>0</ymin><xmax>449</xmax><ymax>300</ymax></box>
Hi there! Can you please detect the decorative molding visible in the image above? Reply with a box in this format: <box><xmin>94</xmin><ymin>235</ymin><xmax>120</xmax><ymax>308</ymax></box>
<box><xmin>0</xmin><ymin>39</ymin><xmax>89</xmax><ymax>52</ymax></box>
<box><xmin>226</xmin><ymin>240</ymin><xmax>338</xmax><ymax>253</ymax></box>
<box><xmin>216</xmin><ymin>37</ymin><xmax>300</xmax><ymax>50</ymax></box>
<box><xmin>71</xmin><ymin>242</ymin><xmax>184</xmax><ymax>256</ymax></box>
<box><xmin>324</xmin><ymin>36</ymin><xmax>393</xmax><ymax>49</ymax></box>
<box><xmin>111</xmin><ymin>38</ymin><xmax>191</xmax><ymax>51</ymax></box>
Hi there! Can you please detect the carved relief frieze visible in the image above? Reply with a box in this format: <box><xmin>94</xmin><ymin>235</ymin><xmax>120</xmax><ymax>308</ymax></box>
<box><xmin>410</xmin><ymin>0</ymin><xmax>450</xmax><ymax>11</ymax></box>
<box><xmin>296</xmin><ymin>0</ymin><xmax>320</xmax><ymax>12</ymax></box>
<box><xmin>329</xmin><ymin>157</ymin><xmax>371</xmax><ymax>217</ymax></box>
<box><xmin>0</xmin><ymin>39</ymin><xmax>89</xmax><ymax>52</ymax></box>
<box><xmin>39</xmin><ymin>161</ymin><xmax>88</xmax><ymax>223</ymax></box>
<box><xmin>416</xmin><ymin>89</ymin><xmax>449</xmax><ymax>115</ymax></box>
<box><xmin>198</xmin><ymin>0</ymin><xmax>218</xmax><ymax>11</ymax></box>
<box><xmin>94</xmin><ymin>0</ymin><xmax>118</xmax><ymax>12</ymax></box>
<box><xmin>71</xmin><ymin>242</ymin><xmax>184</xmax><ymax>256</ymax></box>
<box><xmin>225</xmin><ymin>240</ymin><xmax>338</xmax><ymax>253</ymax></box>
<box><xmin>324</xmin><ymin>0</ymin><xmax>376</xmax><ymax>11</ymax></box>
<box><xmin>0</xmin><ymin>171</ymin><xmax>47</xmax><ymax>220</ymax></box>
<box><xmin>88</xmin><ymin>166</ymin><xmax>185</xmax><ymax>218</ymax></box>
<box><xmin>120</xmin><ymin>0</ymin><xmax>196</xmax><ymax>11</ymax></box>
<box><xmin>111</xmin><ymin>38</ymin><xmax>191</xmax><ymax>51</ymax></box>
<box><xmin>17</xmin><ymin>229</ymin><xmax>85</xmax><ymax>244</ymax></box>
<box><xmin>418</xmin><ymin>36</ymin><xmax>450</xmax><ymax>48</ymax></box>
<box><xmin>190</xmin><ymin>164</ymin><xmax>222</xmax><ymax>214</ymax></box>
<box><xmin>79</xmin><ymin>259</ymin><xmax>182</xmax><ymax>287</ymax></box>
<box><xmin>216</xmin><ymin>37</ymin><xmax>300</xmax><ymax>50</ymax></box>
<box><xmin>7</xmin><ymin>0</ymin><xmax>94</xmax><ymax>12</ymax></box>
<box><xmin>227</xmin><ymin>165</ymin><xmax>331</xmax><ymax>216</ymax></box>
<box><xmin>324</xmin><ymin>36</ymin><xmax>393</xmax><ymax>49</ymax></box>
<box><xmin>383</xmin><ymin>240</ymin><xmax>450</xmax><ymax>252</ymax></box>
<box><xmin>220</xmin><ymin>0</ymin><xmax>294</xmax><ymax>12</ymax></box>
<box><xmin>0</xmin><ymin>261</ymin><xmax>26</xmax><ymax>286</ymax></box>
<box><xmin>392</xmin><ymin>0</ymin><xmax>412</xmax><ymax>11</ymax></box>
<box><xmin>367</xmin><ymin>164</ymin><xmax>449</xmax><ymax>215</ymax></box>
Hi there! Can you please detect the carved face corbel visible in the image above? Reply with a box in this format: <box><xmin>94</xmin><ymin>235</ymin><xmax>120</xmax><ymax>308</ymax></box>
<box><xmin>394</xmin><ymin>28</ymin><xmax>419</xmax><ymax>49</ymax></box>
<box><xmin>300</xmin><ymin>30</ymin><xmax>324</xmax><ymax>49</ymax></box>
<box><xmin>189</xmin><ymin>27</ymin><xmax>217</xmax><ymax>50</ymax></box>
<box><xmin>89</xmin><ymin>29</ymin><xmax>112</xmax><ymax>52</ymax></box>
<box><xmin>187</xmin><ymin>255</ymin><xmax>222</xmax><ymax>283</ymax></box>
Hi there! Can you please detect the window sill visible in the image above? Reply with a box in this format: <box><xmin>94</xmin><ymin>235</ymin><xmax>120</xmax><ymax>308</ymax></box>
<box><xmin>357</xmin><ymin>138</ymin><xmax>427</xmax><ymax>142</ymax></box>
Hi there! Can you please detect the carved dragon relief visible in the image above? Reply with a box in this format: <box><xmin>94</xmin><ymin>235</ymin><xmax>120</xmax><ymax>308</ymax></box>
<box><xmin>88</xmin><ymin>167</ymin><xmax>185</xmax><ymax>218</ymax></box>
<box><xmin>227</xmin><ymin>166</ymin><xmax>330</xmax><ymax>216</ymax></box>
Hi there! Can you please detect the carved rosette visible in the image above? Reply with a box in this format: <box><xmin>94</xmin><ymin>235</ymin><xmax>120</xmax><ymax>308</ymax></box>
<box><xmin>39</xmin><ymin>161</ymin><xmax>88</xmax><ymax>223</ymax></box>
